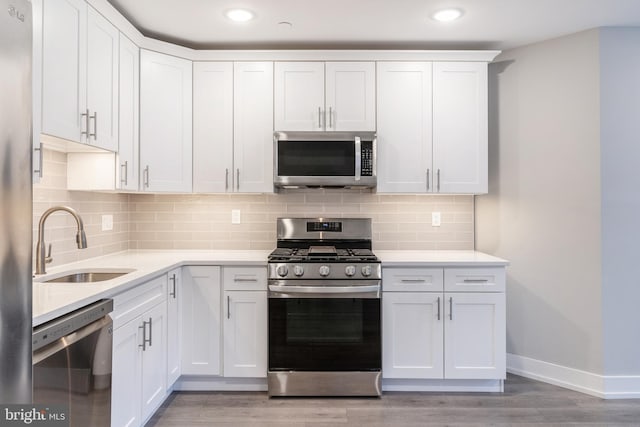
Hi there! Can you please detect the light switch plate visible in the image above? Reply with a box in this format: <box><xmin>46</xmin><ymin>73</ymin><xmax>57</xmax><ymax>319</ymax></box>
<box><xmin>102</xmin><ymin>214</ymin><xmax>113</xmax><ymax>231</ymax></box>
<box><xmin>432</xmin><ymin>212</ymin><xmax>441</xmax><ymax>227</ymax></box>
<box><xmin>231</xmin><ymin>209</ymin><xmax>241</xmax><ymax>224</ymax></box>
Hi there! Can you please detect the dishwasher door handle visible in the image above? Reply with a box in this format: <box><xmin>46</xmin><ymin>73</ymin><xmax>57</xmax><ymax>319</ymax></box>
<box><xmin>32</xmin><ymin>316</ymin><xmax>112</xmax><ymax>365</ymax></box>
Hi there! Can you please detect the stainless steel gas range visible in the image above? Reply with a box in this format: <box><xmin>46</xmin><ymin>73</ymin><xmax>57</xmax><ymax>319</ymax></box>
<box><xmin>267</xmin><ymin>218</ymin><xmax>382</xmax><ymax>397</ymax></box>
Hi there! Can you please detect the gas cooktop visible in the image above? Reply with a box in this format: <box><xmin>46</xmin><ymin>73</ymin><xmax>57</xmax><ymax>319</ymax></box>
<box><xmin>268</xmin><ymin>246</ymin><xmax>378</xmax><ymax>263</ymax></box>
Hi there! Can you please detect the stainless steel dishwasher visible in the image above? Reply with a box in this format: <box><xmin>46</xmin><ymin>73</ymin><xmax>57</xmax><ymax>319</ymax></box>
<box><xmin>32</xmin><ymin>299</ymin><xmax>114</xmax><ymax>427</ymax></box>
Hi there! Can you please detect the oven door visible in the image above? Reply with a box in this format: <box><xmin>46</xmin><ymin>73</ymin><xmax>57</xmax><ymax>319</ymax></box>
<box><xmin>268</xmin><ymin>281</ymin><xmax>381</xmax><ymax>372</ymax></box>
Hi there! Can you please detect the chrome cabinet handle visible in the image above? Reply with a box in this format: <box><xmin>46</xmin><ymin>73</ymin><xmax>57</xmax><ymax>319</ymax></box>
<box><xmin>426</xmin><ymin>169</ymin><xmax>430</xmax><ymax>191</ymax></box>
<box><xmin>400</xmin><ymin>279</ymin><xmax>426</xmax><ymax>283</ymax></box>
<box><xmin>120</xmin><ymin>161</ymin><xmax>128</xmax><ymax>186</ymax></box>
<box><xmin>225</xmin><ymin>168</ymin><xmax>229</xmax><ymax>191</ymax></box>
<box><xmin>89</xmin><ymin>111</ymin><xmax>97</xmax><ymax>140</ymax></box>
<box><xmin>437</xmin><ymin>169</ymin><xmax>441</xmax><ymax>192</ymax></box>
<box><xmin>328</xmin><ymin>107</ymin><xmax>333</xmax><ymax>129</ymax></box>
<box><xmin>318</xmin><ymin>107</ymin><xmax>322</xmax><ymax>128</ymax></box>
<box><xmin>139</xmin><ymin>319</ymin><xmax>152</xmax><ymax>351</ymax></box>
<box><xmin>227</xmin><ymin>295</ymin><xmax>231</xmax><ymax>319</ymax></box>
<box><xmin>437</xmin><ymin>297</ymin><xmax>441</xmax><ymax>320</ymax></box>
<box><xmin>463</xmin><ymin>279</ymin><xmax>489</xmax><ymax>283</ymax></box>
<box><xmin>234</xmin><ymin>278</ymin><xmax>258</xmax><ymax>282</ymax></box>
<box><xmin>169</xmin><ymin>274</ymin><xmax>177</xmax><ymax>298</ymax></box>
<box><xmin>236</xmin><ymin>169</ymin><xmax>240</xmax><ymax>191</ymax></box>
<box><xmin>143</xmin><ymin>166</ymin><xmax>149</xmax><ymax>188</ymax></box>
<box><xmin>34</xmin><ymin>143</ymin><xmax>44</xmax><ymax>178</ymax></box>
<box><xmin>147</xmin><ymin>317</ymin><xmax>153</xmax><ymax>347</ymax></box>
<box><xmin>81</xmin><ymin>108</ymin><xmax>90</xmax><ymax>138</ymax></box>
<box><xmin>449</xmin><ymin>297</ymin><xmax>453</xmax><ymax>320</ymax></box>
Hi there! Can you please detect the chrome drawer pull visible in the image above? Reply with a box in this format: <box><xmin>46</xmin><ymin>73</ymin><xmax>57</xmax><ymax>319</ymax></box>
<box><xmin>400</xmin><ymin>279</ymin><xmax>426</xmax><ymax>283</ymax></box>
<box><xmin>463</xmin><ymin>279</ymin><xmax>489</xmax><ymax>283</ymax></box>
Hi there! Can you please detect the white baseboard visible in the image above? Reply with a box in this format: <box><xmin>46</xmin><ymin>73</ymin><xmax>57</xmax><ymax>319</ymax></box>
<box><xmin>507</xmin><ymin>353</ymin><xmax>640</xmax><ymax>399</ymax></box>
<box><xmin>174</xmin><ymin>376</ymin><xmax>267</xmax><ymax>392</ymax></box>
<box><xmin>382</xmin><ymin>378</ymin><xmax>503</xmax><ymax>393</ymax></box>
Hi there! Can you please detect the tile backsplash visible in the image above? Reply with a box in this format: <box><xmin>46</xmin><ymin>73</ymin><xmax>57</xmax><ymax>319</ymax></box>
<box><xmin>33</xmin><ymin>149</ymin><xmax>129</xmax><ymax>268</ymax></box>
<box><xmin>129</xmin><ymin>192</ymin><xmax>474</xmax><ymax>251</ymax></box>
<box><xmin>33</xmin><ymin>149</ymin><xmax>474</xmax><ymax>268</ymax></box>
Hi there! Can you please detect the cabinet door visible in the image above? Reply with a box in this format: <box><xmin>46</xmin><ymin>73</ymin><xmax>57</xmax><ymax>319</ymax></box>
<box><xmin>117</xmin><ymin>33</ymin><xmax>139</xmax><ymax>191</ymax></box>
<box><xmin>223</xmin><ymin>291</ymin><xmax>267</xmax><ymax>378</ymax></box>
<box><xmin>433</xmin><ymin>62</ymin><xmax>488</xmax><ymax>194</ymax></box>
<box><xmin>382</xmin><ymin>292</ymin><xmax>444</xmax><ymax>379</ymax></box>
<box><xmin>193</xmin><ymin>62</ymin><xmax>234</xmax><ymax>193</ymax></box>
<box><xmin>166</xmin><ymin>268</ymin><xmax>182</xmax><ymax>388</ymax></box>
<box><xmin>181</xmin><ymin>266</ymin><xmax>222</xmax><ymax>376</ymax></box>
<box><xmin>111</xmin><ymin>316</ymin><xmax>142</xmax><ymax>427</ymax></box>
<box><xmin>444</xmin><ymin>292</ymin><xmax>505</xmax><ymax>379</ymax></box>
<box><xmin>325</xmin><ymin>62</ymin><xmax>375</xmax><ymax>131</ymax></box>
<box><xmin>233</xmin><ymin>62</ymin><xmax>274</xmax><ymax>193</ymax></box>
<box><xmin>140</xmin><ymin>301</ymin><xmax>167</xmax><ymax>422</ymax></box>
<box><xmin>86</xmin><ymin>6</ymin><xmax>118</xmax><ymax>151</ymax></box>
<box><xmin>376</xmin><ymin>62</ymin><xmax>433</xmax><ymax>193</ymax></box>
<box><xmin>140</xmin><ymin>50</ymin><xmax>193</xmax><ymax>192</ymax></box>
<box><xmin>274</xmin><ymin>62</ymin><xmax>324</xmax><ymax>131</ymax></box>
<box><xmin>41</xmin><ymin>0</ymin><xmax>87</xmax><ymax>143</ymax></box>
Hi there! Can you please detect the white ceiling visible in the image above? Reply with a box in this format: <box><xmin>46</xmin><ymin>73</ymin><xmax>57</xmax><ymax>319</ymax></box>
<box><xmin>107</xmin><ymin>0</ymin><xmax>640</xmax><ymax>51</ymax></box>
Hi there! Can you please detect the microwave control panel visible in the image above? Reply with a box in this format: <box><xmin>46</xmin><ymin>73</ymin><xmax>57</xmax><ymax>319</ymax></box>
<box><xmin>361</xmin><ymin>142</ymin><xmax>373</xmax><ymax>176</ymax></box>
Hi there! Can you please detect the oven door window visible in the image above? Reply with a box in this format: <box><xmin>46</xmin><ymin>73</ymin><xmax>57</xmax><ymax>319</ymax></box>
<box><xmin>277</xmin><ymin>140</ymin><xmax>355</xmax><ymax>176</ymax></box>
<box><xmin>269</xmin><ymin>298</ymin><xmax>381</xmax><ymax>371</ymax></box>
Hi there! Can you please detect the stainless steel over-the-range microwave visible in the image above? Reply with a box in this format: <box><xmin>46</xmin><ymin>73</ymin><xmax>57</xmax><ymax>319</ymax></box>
<box><xmin>273</xmin><ymin>131</ymin><xmax>377</xmax><ymax>189</ymax></box>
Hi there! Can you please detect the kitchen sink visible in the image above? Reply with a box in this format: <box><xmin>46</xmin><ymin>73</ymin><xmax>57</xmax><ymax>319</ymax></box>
<box><xmin>40</xmin><ymin>269</ymin><xmax>135</xmax><ymax>283</ymax></box>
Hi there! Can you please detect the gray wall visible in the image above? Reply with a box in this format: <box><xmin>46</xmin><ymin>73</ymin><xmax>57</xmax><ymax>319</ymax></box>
<box><xmin>599</xmin><ymin>28</ymin><xmax>640</xmax><ymax>376</ymax></box>
<box><xmin>476</xmin><ymin>29</ymin><xmax>604</xmax><ymax>374</ymax></box>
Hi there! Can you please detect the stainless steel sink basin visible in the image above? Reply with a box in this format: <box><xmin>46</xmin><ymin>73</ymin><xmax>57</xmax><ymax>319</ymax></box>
<box><xmin>40</xmin><ymin>269</ymin><xmax>135</xmax><ymax>283</ymax></box>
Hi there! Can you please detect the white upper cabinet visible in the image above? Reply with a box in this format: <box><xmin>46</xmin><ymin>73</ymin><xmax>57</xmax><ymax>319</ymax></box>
<box><xmin>377</xmin><ymin>61</ymin><xmax>489</xmax><ymax>194</ymax></box>
<box><xmin>433</xmin><ymin>62</ymin><xmax>488</xmax><ymax>194</ymax></box>
<box><xmin>193</xmin><ymin>62</ymin><xmax>234</xmax><ymax>193</ymax></box>
<box><xmin>274</xmin><ymin>62</ymin><xmax>375</xmax><ymax>131</ymax></box>
<box><xmin>233</xmin><ymin>62</ymin><xmax>274</xmax><ymax>193</ymax></box>
<box><xmin>140</xmin><ymin>49</ymin><xmax>193</xmax><ymax>193</ymax></box>
<box><xmin>117</xmin><ymin>33</ymin><xmax>139</xmax><ymax>191</ymax></box>
<box><xmin>325</xmin><ymin>62</ymin><xmax>376</xmax><ymax>131</ymax></box>
<box><xmin>41</xmin><ymin>1</ymin><xmax>119</xmax><ymax>151</ymax></box>
<box><xmin>376</xmin><ymin>62</ymin><xmax>433</xmax><ymax>193</ymax></box>
<box><xmin>41</xmin><ymin>0</ymin><xmax>87</xmax><ymax>143</ymax></box>
<box><xmin>86</xmin><ymin>6</ymin><xmax>119</xmax><ymax>152</ymax></box>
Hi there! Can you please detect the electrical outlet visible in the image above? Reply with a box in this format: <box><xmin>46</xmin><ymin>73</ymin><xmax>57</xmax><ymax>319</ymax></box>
<box><xmin>231</xmin><ymin>209</ymin><xmax>241</xmax><ymax>224</ymax></box>
<box><xmin>431</xmin><ymin>212</ymin><xmax>441</xmax><ymax>227</ymax></box>
<box><xmin>102</xmin><ymin>214</ymin><xmax>113</xmax><ymax>231</ymax></box>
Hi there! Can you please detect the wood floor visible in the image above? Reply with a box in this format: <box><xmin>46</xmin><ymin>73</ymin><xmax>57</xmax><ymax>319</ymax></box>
<box><xmin>147</xmin><ymin>374</ymin><xmax>640</xmax><ymax>426</ymax></box>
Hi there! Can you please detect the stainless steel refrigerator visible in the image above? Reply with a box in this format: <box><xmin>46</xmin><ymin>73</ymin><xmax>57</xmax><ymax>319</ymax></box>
<box><xmin>0</xmin><ymin>0</ymin><xmax>33</xmax><ymax>404</ymax></box>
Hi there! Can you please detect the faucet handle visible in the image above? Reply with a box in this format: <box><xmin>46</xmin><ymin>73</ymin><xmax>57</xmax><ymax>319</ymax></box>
<box><xmin>45</xmin><ymin>243</ymin><xmax>53</xmax><ymax>264</ymax></box>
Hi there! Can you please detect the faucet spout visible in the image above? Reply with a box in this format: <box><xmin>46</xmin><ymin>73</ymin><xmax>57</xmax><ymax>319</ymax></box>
<box><xmin>35</xmin><ymin>206</ymin><xmax>88</xmax><ymax>275</ymax></box>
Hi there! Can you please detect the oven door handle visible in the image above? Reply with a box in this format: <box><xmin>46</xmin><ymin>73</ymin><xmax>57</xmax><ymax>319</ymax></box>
<box><xmin>268</xmin><ymin>284</ymin><xmax>380</xmax><ymax>299</ymax></box>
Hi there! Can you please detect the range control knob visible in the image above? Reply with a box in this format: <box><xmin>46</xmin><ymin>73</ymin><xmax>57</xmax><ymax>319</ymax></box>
<box><xmin>319</xmin><ymin>265</ymin><xmax>331</xmax><ymax>277</ymax></box>
<box><xmin>361</xmin><ymin>265</ymin><xmax>372</xmax><ymax>277</ymax></box>
<box><xmin>277</xmin><ymin>265</ymin><xmax>289</xmax><ymax>277</ymax></box>
<box><xmin>293</xmin><ymin>265</ymin><xmax>304</xmax><ymax>277</ymax></box>
<box><xmin>345</xmin><ymin>265</ymin><xmax>356</xmax><ymax>277</ymax></box>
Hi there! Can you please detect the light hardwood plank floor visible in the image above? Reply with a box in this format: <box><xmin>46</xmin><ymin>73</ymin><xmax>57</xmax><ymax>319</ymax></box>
<box><xmin>146</xmin><ymin>374</ymin><xmax>640</xmax><ymax>426</ymax></box>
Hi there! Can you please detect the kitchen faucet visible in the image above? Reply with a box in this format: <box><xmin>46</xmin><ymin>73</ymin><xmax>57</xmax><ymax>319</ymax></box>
<box><xmin>35</xmin><ymin>206</ymin><xmax>88</xmax><ymax>275</ymax></box>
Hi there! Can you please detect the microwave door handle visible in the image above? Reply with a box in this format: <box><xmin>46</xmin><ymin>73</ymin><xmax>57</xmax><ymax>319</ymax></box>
<box><xmin>354</xmin><ymin>136</ymin><xmax>361</xmax><ymax>181</ymax></box>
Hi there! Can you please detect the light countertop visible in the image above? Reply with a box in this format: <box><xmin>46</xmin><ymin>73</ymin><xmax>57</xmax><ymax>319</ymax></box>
<box><xmin>33</xmin><ymin>249</ymin><xmax>508</xmax><ymax>326</ymax></box>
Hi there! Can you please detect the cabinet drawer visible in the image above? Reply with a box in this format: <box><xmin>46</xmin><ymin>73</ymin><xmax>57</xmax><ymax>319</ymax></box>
<box><xmin>444</xmin><ymin>268</ymin><xmax>505</xmax><ymax>292</ymax></box>
<box><xmin>223</xmin><ymin>267</ymin><xmax>267</xmax><ymax>291</ymax></box>
<box><xmin>382</xmin><ymin>268</ymin><xmax>444</xmax><ymax>292</ymax></box>
<box><xmin>112</xmin><ymin>275</ymin><xmax>167</xmax><ymax>329</ymax></box>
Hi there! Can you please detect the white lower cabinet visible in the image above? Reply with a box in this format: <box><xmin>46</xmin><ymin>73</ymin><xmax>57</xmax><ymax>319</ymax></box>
<box><xmin>111</xmin><ymin>275</ymin><xmax>168</xmax><ymax>427</ymax></box>
<box><xmin>181</xmin><ymin>266</ymin><xmax>222</xmax><ymax>376</ymax></box>
<box><xmin>382</xmin><ymin>267</ymin><xmax>505</xmax><ymax>382</ymax></box>
<box><xmin>223</xmin><ymin>267</ymin><xmax>268</xmax><ymax>378</ymax></box>
<box><xmin>166</xmin><ymin>268</ymin><xmax>182</xmax><ymax>387</ymax></box>
<box><xmin>223</xmin><ymin>290</ymin><xmax>268</xmax><ymax>378</ymax></box>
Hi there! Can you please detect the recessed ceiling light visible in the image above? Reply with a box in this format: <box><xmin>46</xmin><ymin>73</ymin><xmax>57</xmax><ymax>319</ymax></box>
<box><xmin>431</xmin><ymin>8</ymin><xmax>464</xmax><ymax>23</ymax></box>
<box><xmin>225</xmin><ymin>9</ymin><xmax>255</xmax><ymax>22</ymax></box>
